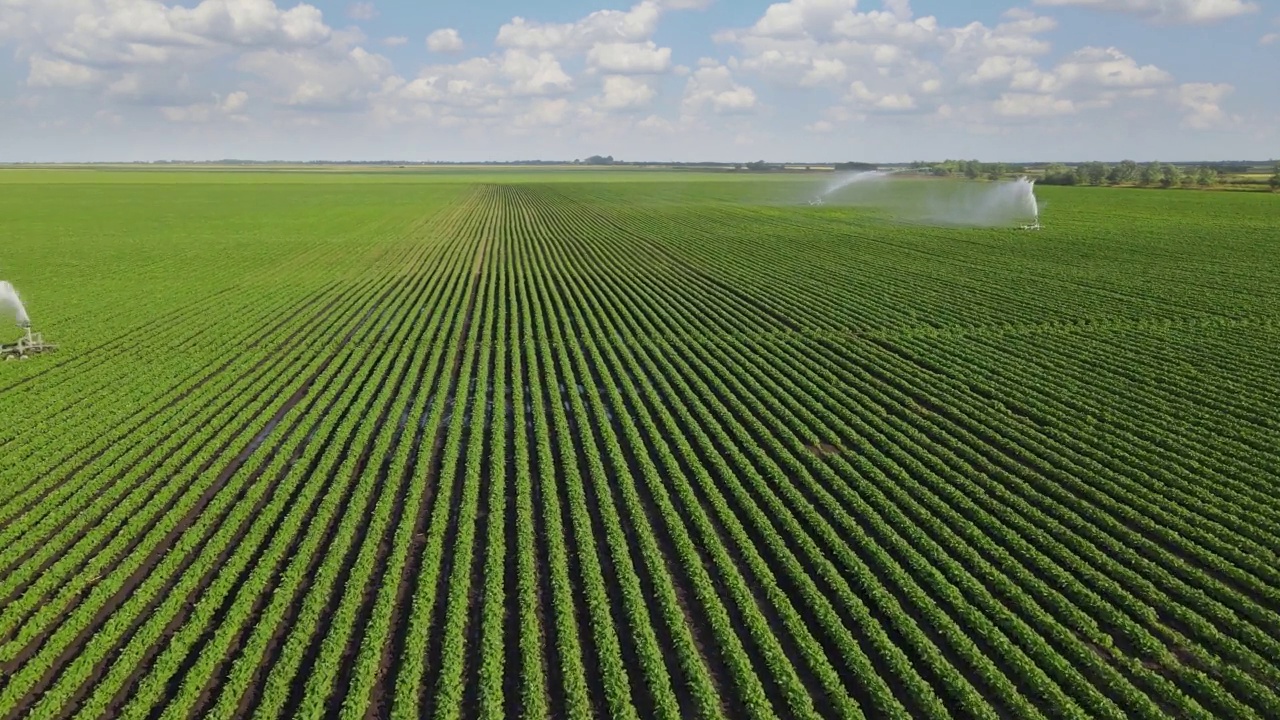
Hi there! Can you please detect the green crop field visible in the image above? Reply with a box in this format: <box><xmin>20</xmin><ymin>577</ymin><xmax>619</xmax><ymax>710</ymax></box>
<box><xmin>1</xmin><ymin>168</ymin><xmax>1278</xmax><ymax>719</ymax></box>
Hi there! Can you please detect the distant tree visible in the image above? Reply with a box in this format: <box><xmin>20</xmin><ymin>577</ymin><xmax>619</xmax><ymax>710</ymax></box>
<box><xmin>964</xmin><ymin>161</ymin><xmax>980</xmax><ymax>180</ymax></box>
<box><xmin>583</xmin><ymin>154</ymin><xmax>614</xmax><ymax>165</ymax></box>
<box><xmin>1138</xmin><ymin>161</ymin><xmax>1160</xmax><ymax>186</ymax></box>
<box><xmin>1040</xmin><ymin>163</ymin><xmax>1075</xmax><ymax>185</ymax></box>
<box><xmin>1083</xmin><ymin>161</ymin><xmax>1108</xmax><ymax>185</ymax></box>
<box><xmin>834</xmin><ymin>161</ymin><xmax>877</xmax><ymax>171</ymax></box>
<box><xmin>1120</xmin><ymin>159</ymin><xmax>1139</xmax><ymax>183</ymax></box>
<box><xmin>1160</xmin><ymin>163</ymin><xmax>1182</xmax><ymax>188</ymax></box>
<box><xmin>1108</xmin><ymin>159</ymin><xmax>1138</xmax><ymax>185</ymax></box>
<box><xmin>1270</xmin><ymin>163</ymin><xmax>1280</xmax><ymax>191</ymax></box>
<box><xmin>1195</xmin><ymin>165</ymin><xmax>1219</xmax><ymax>187</ymax></box>
<box><xmin>986</xmin><ymin>162</ymin><xmax>1006</xmax><ymax>181</ymax></box>
<box><xmin>931</xmin><ymin>159</ymin><xmax>958</xmax><ymax>176</ymax></box>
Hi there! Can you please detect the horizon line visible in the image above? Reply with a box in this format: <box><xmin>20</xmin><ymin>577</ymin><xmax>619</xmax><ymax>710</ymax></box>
<box><xmin>2</xmin><ymin>159</ymin><xmax>1274</xmax><ymax>167</ymax></box>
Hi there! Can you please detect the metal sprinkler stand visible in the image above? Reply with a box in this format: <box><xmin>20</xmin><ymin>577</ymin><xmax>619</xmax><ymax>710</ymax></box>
<box><xmin>1</xmin><ymin>322</ymin><xmax>57</xmax><ymax>360</ymax></box>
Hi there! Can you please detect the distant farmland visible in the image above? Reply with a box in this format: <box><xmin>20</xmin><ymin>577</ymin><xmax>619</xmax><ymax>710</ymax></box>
<box><xmin>1</xmin><ymin>169</ymin><xmax>1278</xmax><ymax>719</ymax></box>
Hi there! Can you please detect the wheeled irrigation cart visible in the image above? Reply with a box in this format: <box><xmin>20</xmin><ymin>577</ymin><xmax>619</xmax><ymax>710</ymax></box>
<box><xmin>2</xmin><ymin>323</ymin><xmax>57</xmax><ymax>360</ymax></box>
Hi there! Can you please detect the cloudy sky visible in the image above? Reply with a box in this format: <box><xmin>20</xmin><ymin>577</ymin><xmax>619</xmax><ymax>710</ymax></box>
<box><xmin>1</xmin><ymin>0</ymin><xmax>1275</xmax><ymax>162</ymax></box>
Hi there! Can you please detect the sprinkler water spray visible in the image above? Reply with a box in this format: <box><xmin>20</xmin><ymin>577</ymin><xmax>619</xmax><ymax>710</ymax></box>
<box><xmin>798</xmin><ymin>169</ymin><xmax>1043</xmax><ymax>229</ymax></box>
<box><xmin>1016</xmin><ymin>176</ymin><xmax>1041</xmax><ymax>230</ymax></box>
<box><xmin>805</xmin><ymin>169</ymin><xmax>892</xmax><ymax>206</ymax></box>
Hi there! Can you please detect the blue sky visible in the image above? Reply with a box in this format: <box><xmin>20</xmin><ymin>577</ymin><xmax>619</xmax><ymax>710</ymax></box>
<box><xmin>1</xmin><ymin>0</ymin><xmax>1275</xmax><ymax>162</ymax></box>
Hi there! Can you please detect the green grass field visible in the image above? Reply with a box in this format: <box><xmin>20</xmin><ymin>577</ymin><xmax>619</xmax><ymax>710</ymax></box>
<box><xmin>1</xmin><ymin>169</ymin><xmax>1277</xmax><ymax>719</ymax></box>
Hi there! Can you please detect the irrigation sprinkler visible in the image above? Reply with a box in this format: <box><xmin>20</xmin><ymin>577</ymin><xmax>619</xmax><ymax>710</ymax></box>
<box><xmin>807</xmin><ymin>197</ymin><xmax>825</xmax><ymax>206</ymax></box>
<box><xmin>1</xmin><ymin>321</ymin><xmax>57</xmax><ymax>360</ymax></box>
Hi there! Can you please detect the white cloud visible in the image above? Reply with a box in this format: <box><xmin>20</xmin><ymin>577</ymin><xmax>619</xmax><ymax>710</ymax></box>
<box><xmin>8</xmin><ymin>0</ymin><xmax>332</xmax><ymax>76</ymax></box>
<box><xmin>682</xmin><ymin>63</ymin><xmax>758</xmax><ymax>114</ymax></box>
<box><xmin>732</xmin><ymin>48</ymin><xmax>854</xmax><ymax>87</ymax></box>
<box><xmin>1053</xmin><ymin>46</ymin><xmax>1173</xmax><ymax>88</ymax></box>
<box><xmin>964</xmin><ymin>55</ymin><xmax>1039</xmax><ymax>85</ymax></box>
<box><xmin>718</xmin><ymin>0</ymin><xmax>1196</xmax><ymax>135</ymax></box>
<box><xmin>347</xmin><ymin>2</ymin><xmax>378</xmax><ymax>21</ymax></box>
<box><xmin>944</xmin><ymin>13</ymin><xmax>1056</xmax><ymax>57</ymax></box>
<box><xmin>4</xmin><ymin>0</ymin><xmax>403</xmax><ymax>116</ymax></box>
<box><xmin>238</xmin><ymin>44</ymin><xmax>396</xmax><ymax>110</ymax></box>
<box><xmin>374</xmin><ymin>2</ymin><xmax>691</xmax><ymax>128</ymax></box>
<box><xmin>376</xmin><ymin>57</ymin><xmax>533</xmax><ymax>120</ymax></box>
<box><xmin>597</xmin><ymin>75</ymin><xmax>656</xmax><ymax>109</ymax></box>
<box><xmin>745</xmin><ymin>0</ymin><xmax>861</xmax><ymax>40</ymax></box>
<box><xmin>633</xmin><ymin>114</ymin><xmax>675</xmax><ymax>133</ymax></box>
<box><xmin>392</xmin><ymin>57</ymin><xmax>507</xmax><ymax>109</ymax></box>
<box><xmin>658</xmin><ymin>0</ymin><xmax>714</xmax><ymax>8</ymax></box>
<box><xmin>801</xmin><ymin>58</ymin><xmax>847</xmax><ymax>86</ymax></box>
<box><xmin>500</xmin><ymin>50</ymin><xmax>574</xmax><ymax>95</ymax></box>
<box><xmin>169</xmin><ymin>0</ymin><xmax>332</xmax><ymax>48</ymax></box>
<box><xmin>94</xmin><ymin>109</ymin><xmax>124</xmax><ymax>126</ymax></box>
<box><xmin>27</xmin><ymin>57</ymin><xmax>102</xmax><ymax>89</ymax></box>
<box><xmin>496</xmin><ymin>1</ymin><xmax>662</xmax><ymax>52</ymax></box>
<box><xmin>971</xmin><ymin>46</ymin><xmax>1178</xmax><ymax>124</ymax></box>
<box><xmin>160</xmin><ymin>105</ymin><xmax>213</xmax><ymax>123</ymax></box>
<box><xmin>514</xmin><ymin>98</ymin><xmax>571</xmax><ymax>127</ymax></box>
<box><xmin>1033</xmin><ymin>0</ymin><xmax>1259</xmax><ymax>24</ymax></box>
<box><xmin>104</xmin><ymin>70</ymin><xmax>200</xmax><ymax>106</ymax></box>
<box><xmin>586</xmin><ymin>41</ymin><xmax>672</xmax><ymax>73</ymax></box>
<box><xmin>992</xmin><ymin>92</ymin><xmax>1076</xmax><ymax>117</ymax></box>
<box><xmin>222</xmin><ymin>90</ymin><xmax>250</xmax><ymax>113</ymax></box>
<box><xmin>0</xmin><ymin>0</ymin><xmax>1263</xmax><ymax>161</ymax></box>
<box><xmin>1176</xmin><ymin>82</ymin><xmax>1236</xmax><ymax>129</ymax></box>
<box><xmin>427</xmin><ymin>28</ymin><xmax>464</xmax><ymax>53</ymax></box>
<box><xmin>160</xmin><ymin>90</ymin><xmax>250</xmax><ymax>123</ymax></box>
<box><xmin>716</xmin><ymin>0</ymin><xmax>1061</xmax><ymax>117</ymax></box>
<box><xmin>848</xmin><ymin>80</ymin><xmax>917</xmax><ymax>111</ymax></box>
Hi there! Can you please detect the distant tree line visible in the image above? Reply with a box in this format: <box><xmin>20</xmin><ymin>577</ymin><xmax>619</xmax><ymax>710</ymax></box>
<box><xmin>907</xmin><ymin>158</ymin><xmax>1279</xmax><ymax>191</ymax></box>
<box><xmin>913</xmin><ymin>159</ymin><xmax>1028</xmax><ymax>181</ymax></box>
<box><xmin>1038</xmin><ymin>160</ymin><xmax>1225</xmax><ymax>188</ymax></box>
